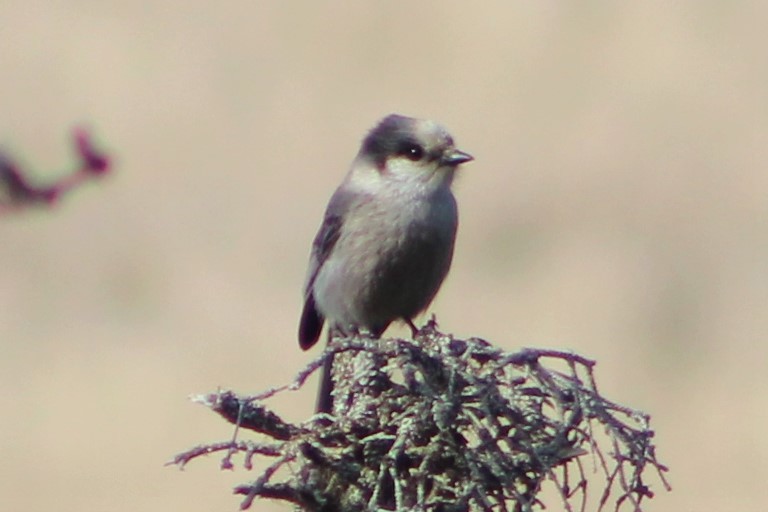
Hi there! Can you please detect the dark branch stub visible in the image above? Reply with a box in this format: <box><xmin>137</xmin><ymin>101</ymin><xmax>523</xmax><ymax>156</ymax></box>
<box><xmin>0</xmin><ymin>127</ymin><xmax>109</xmax><ymax>213</ymax></box>
<box><xmin>171</xmin><ymin>323</ymin><xmax>670</xmax><ymax>511</ymax></box>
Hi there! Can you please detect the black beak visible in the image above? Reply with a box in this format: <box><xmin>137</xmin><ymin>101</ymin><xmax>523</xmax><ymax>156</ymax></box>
<box><xmin>441</xmin><ymin>148</ymin><xmax>474</xmax><ymax>166</ymax></box>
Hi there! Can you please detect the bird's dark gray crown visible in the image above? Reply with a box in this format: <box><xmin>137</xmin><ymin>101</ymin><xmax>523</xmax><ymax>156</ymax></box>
<box><xmin>360</xmin><ymin>114</ymin><xmax>452</xmax><ymax>165</ymax></box>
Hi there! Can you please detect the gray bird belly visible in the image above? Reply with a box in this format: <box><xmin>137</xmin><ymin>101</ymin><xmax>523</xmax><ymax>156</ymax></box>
<box><xmin>313</xmin><ymin>199</ymin><xmax>456</xmax><ymax>330</ymax></box>
<box><xmin>364</xmin><ymin>229</ymin><xmax>454</xmax><ymax>321</ymax></box>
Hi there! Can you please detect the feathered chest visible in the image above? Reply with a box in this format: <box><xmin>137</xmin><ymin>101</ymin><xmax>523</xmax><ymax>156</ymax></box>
<box><xmin>338</xmin><ymin>187</ymin><xmax>458</xmax><ymax>264</ymax></box>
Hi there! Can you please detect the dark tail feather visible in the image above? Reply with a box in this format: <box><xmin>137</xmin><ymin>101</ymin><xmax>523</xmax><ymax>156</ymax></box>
<box><xmin>298</xmin><ymin>294</ymin><xmax>324</xmax><ymax>350</ymax></box>
<box><xmin>316</xmin><ymin>351</ymin><xmax>334</xmax><ymax>413</ymax></box>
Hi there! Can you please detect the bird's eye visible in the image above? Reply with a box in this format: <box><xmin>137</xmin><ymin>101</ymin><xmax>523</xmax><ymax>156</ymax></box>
<box><xmin>398</xmin><ymin>142</ymin><xmax>424</xmax><ymax>161</ymax></box>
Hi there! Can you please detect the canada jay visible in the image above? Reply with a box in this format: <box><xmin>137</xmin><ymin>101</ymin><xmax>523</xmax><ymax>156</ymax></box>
<box><xmin>298</xmin><ymin>114</ymin><xmax>473</xmax><ymax>412</ymax></box>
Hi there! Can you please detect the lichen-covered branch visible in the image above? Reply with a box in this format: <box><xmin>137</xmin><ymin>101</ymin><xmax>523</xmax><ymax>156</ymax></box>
<box><xmin>171</xmin><ymin>320</ymin><xmax>670</xmax><ymax>511</ymax></box>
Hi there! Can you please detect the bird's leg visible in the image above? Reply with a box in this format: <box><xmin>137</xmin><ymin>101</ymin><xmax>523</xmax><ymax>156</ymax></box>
<box><xmin>406</xmin><ymin>318</ymin><xmax>420</xmax><ymax>338</ymax></box>
<box><xmin>333</xmin><ymin>324</ymin><xmax>358</xmax><ymax>340</ymax></box>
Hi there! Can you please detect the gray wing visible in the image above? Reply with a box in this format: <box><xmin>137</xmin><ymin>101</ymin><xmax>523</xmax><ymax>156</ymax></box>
<box><xmin>298</xmin><ymin>187</ymin><xmax>357</xmax><ymax>349</ymax></box>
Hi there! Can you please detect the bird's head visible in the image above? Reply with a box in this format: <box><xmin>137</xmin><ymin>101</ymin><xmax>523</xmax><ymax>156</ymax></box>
<box><xmin>353</xmin><ymin>114</ymin><xmax>473</xmax><ymax>192</ymax></box>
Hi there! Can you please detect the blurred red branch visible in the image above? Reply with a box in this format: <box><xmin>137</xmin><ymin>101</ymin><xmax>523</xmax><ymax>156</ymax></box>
<box><xmin>0</xmin><ymin>127</ymin><xmax>110</xmax><ymax>213</ymax></box>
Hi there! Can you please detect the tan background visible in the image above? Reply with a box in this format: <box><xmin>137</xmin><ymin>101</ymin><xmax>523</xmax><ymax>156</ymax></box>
<box><xmin>1</xmin><ymin>2</ymin><xmax>765</xmax><ymax>511</ymax></box>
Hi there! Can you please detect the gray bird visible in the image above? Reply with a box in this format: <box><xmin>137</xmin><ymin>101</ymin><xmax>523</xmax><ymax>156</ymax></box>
<box><xmin>298</xmin><ymin>114</ymin><xmax>473</xmax><ymax>412</ymax></box>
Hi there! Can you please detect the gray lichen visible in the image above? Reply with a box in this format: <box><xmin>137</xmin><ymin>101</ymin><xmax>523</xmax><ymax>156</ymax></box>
<box><xmin>171</xmin><ymin>321</ymin><xmax>669</xmax><ymax>511</ymax></box>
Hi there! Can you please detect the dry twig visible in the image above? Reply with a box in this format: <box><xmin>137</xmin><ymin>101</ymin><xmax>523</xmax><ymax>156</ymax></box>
<box><xmin>0</xmin><ymin>128</ymin><xmax>109</xmax><ymax>213</ymax></box>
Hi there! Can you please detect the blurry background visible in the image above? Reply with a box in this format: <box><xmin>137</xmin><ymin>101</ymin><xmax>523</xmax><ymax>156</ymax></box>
<box><xmin>0</xmin><ymin>2</ymin><xmax>765</xmax><ymax>511</ymax></box>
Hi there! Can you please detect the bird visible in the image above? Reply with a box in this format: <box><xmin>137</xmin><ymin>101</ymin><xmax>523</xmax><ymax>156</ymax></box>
<box><xmin>298</xmin><ymin>114</ymin><xmax>473</xmax><ymax>413</ymax></box>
